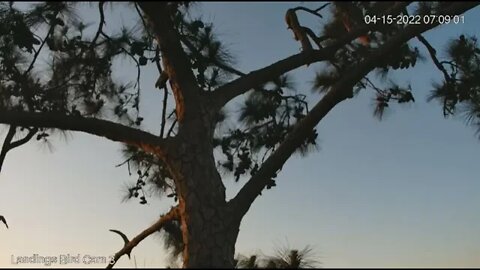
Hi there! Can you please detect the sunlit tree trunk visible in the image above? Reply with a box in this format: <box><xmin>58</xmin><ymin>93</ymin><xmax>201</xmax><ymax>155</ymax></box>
<box><xmin>1</xmin><ymin>2</ymin><xmax>477</xmax><ymax>269</ymax></box>
<box><xmin>164</xmin><ymin>105</ymin><xmax>241</xmax><ymax>268</ymax></box>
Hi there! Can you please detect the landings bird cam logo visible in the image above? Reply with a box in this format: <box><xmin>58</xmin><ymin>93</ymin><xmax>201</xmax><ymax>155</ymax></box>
<box><xmin>10</xmin><ymin>254</ymin><xmax>116</xmax><ymax>266</ymax></box>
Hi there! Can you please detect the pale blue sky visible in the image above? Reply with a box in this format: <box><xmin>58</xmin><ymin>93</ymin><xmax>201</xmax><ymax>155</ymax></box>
<box><xmin>1</xmin><ymin>2</ymin><xmax>480</xmax><ymax>268</ymax></box>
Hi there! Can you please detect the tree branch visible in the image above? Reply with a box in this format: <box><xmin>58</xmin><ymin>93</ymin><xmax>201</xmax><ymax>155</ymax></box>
<box><xmin>0</xmin><ymin>126</ymin><xmax>38</xmax><ymax>172</ymax></box>
<box><xmin>303</xmin><ymin>27</ymin><xmax>324</xmax><ymax>49</ymax></box>
<box><xmin>152</xmin><ymin>45</ymin><xmax>170</xmax><ymax>138</ymax></box>
<box><xmin>137</xmin><ymin>2</ymin><xmax>201</xmax><ymax>122</ymax></box>
<box><xmin>25</xmin><ymin>12</ymin><xmax>58</xmax><ymax>75</ymax></box>
<box><xmin>211</xmin><ymin>49</ymin><xmax>334</xmax><ymax>108</ymax></box>
<box><xmin>417</xmin><ymin>34</ymin><xmax>453</xmax><ymax>83</ymax></box>
<box><xmin>106</xmin><ymin>206</ymin><xmax>180</xmax><ymax>269</ymax></box>
<box><xmin>90</xmin><ymin>1</ymin><xmax>105</xmax><ymax>48</ymax></box>
<box><xmin>179</xmin><ymin>34</ymin><xmax>246</xmax><ymax>78</ymax></box>
<box><xmin>167</xmin><ymin>119</ymin><xmax>177</xmax><ymax>138</ymax></box>
<box><xmin>417</xmin><ymin>34</ymin><xmax>455</xmax><ymax>117</ymax></box>
<box><xmin>0</xmin><ymin>111</ymin><xmax>171</xmax><ymax>155</ymax></box>
<box><xmin>292</xmin><ymin>4</ymin><xmax>330</xmax><ymax>19</ymax></box>
<box><xmin>210</xmin><ymin>1</ymin><xmax>412</xmax><ymax>108</ymax></box>
<box><xmin>10</xmin><ymin>127</ymin><xmax>38</xmax><ymax>149</ymax></box>
<box><xmin>0</xmin><ymin>126</ymin><xmax>17</xmax><ymax>172</ymax></box>
<box><xmin>228</xmin><ymin>1</ymin><xmax>480</xmax><ymax>219</ymax></box>
<box><xmin>160</xmin><ymin>88</ymin><xmax>169</xmax><ymax>137</ymax></box>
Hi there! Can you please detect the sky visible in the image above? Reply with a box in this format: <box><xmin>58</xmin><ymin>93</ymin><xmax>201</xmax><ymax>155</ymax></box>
<box><xmin>1</xmin><ymin>1</ymin><xmax>480</xmax><ymax>268</ymax></box>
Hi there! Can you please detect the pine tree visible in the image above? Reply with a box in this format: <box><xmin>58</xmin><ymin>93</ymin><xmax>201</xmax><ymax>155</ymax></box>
<box><xmin>0</xmin><ymin>1</ymin><xmax>479</xmax><ymax>268</ymax></box>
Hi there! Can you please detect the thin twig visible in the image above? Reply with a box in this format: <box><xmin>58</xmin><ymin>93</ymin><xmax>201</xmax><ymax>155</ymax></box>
<box><xmin>115</xmin><ymin>156</ymin><xmax>133</xmax><ymax>168</ymax></box>
<box><xmin>292</xmin><ymin>5</ymin><xmax>330</xmax><ymax>19</ymax></box>
<box><xmin>0</xmin><ymin>125</ymin><xmax>38</xmax><ymax>172</ymax></box>
<box><xmin>166</xmin><ymin>119</ymin><xmax>177</xmax><ymax>138</ymax></box>
<box><xmin>417</xmin><ymin>34</ymin><xmax>452</xmax><ymax>83</ymax></box>
<box><xmin>0</xmin><ymin>126</ymin><xmax>17</xmax><ymax>172</ymax></box>
<box><xmin>160</xmin><ymin>88</ymin><xmax>168</xmax><ymax>137</ymax></box>
<box><xmin>90</xmin><ymin>2</ymin><xmax>105</xmax><ymax>48</ymax></box>
<box><xmin>417</xmin><ymin>34</ymin><xmax>454</xmax><ymax>116</ymax></box>
<box><xmin>134</xmin><ymin>2</ymin><xmax>151</xmax><ymax>38</ymax></box>
<box><xmin>315</xmin><ymin>3</ymin><xmax>330</xmax><ymax>13</ymax></box>
<box><xmin>10</xmin><ymin>127</ymin><xmax>38</xmax><ymax>149</ymax></box>
<box><xmin>154</xmin><ymin>46</ymin><xmax>169</xmax><ymax>138</ymax></box>
<box><xmin>25</xmin><ymin>11</ymin><xmax>59</xmax><ymax>75</ymax></box>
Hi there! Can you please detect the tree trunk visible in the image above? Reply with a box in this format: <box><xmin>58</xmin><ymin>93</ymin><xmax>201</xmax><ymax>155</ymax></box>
<box><xmin>173</xmin><ymin>144</ymin><xmax>241</xmax><ymax>268</ymax></box>
<box><xmin>180</xmin><ymin>203</ymin><xmax>240</xmax><ymax>268</ymax></box>
<box><xmin>165</xmin><ymin>105</ymin><xmax>241</xmax><ymax>268</ymax></box>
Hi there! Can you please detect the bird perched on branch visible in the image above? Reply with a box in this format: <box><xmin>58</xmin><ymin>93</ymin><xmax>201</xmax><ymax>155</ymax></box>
<box><xmin>0</xmin><ymin>215</ymin><xmax>8</xmax><ymax>229</ymax></box>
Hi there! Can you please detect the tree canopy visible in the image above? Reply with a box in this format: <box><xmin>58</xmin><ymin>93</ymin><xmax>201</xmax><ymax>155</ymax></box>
<box><xmin>1</xmin><ymin>1</ymin><xmax>479</xmax><ymax>268</ymax></box>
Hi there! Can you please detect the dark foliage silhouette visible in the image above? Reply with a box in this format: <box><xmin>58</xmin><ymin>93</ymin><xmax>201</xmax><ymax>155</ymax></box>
<box><xmin>0</xmin><ymin>1</ymin><xmax>479</xmax><ymax>267</ymax></box>
<box><xmin>0</xmin><ymin>215</ymin><xmax>8</xmax><ymax>229</ymax></box>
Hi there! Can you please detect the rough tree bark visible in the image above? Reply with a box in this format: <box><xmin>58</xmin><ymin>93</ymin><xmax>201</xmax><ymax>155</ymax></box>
<box><xmin>139</xmin><ymin>2</ymin><xmax>480</xmax><ymax>268</ymax></box>
<box><xmin>138</xmin><ymin>2</ymin><xmax>241</xmax><ymax>267</ymax></box>
<box><xmin>166</xmin><ymin>102</ymin><xmax>240</xmax><ymax>267</ymax></box>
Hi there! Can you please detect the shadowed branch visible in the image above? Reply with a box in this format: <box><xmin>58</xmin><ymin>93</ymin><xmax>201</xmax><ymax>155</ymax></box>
<box><xmin>106</xmin><ymin>206</ymin><xmax>180</xmax><ymax>269</ymax></box>
<box><xmin>137</xmin><ymin>2</ymin><xmax>201</xmax><ymax>122</ymax></box>
<box><xmin>0</xmin><ymin>111</ymin><xmax>171</xmax><ymax>156</ymax></box>
<box><xmin>211</xmin><ymin>2</ymin><xmax>412</xmax><ymax>108</ymax></box>
<box><xmin>228</xmin><ymin>1</ymin><xmax>480</xmax><ymax>219</ymax></box>
<box><xmin>0</xmin><ymin>215</ymin><xmax>8</xmax><ymax>229</ymax></box>
<box><xmin>0</xmin><ymin>126</ymin><xmax>38</xmax><ymax>172</ymax></box>
<box><xmin>292</xmin><ymin>4</ymin><xmax>330</xmax><ymax>19</ymax></box>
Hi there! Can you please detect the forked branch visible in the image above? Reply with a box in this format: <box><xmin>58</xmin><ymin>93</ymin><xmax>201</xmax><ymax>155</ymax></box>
<box><xmin>0</xmin><ymin>126</ymin><xmax>38</xmax><ymax>172</ymax></box>
<box><xmin>0</xmin><ymin>111</ymin><xmax>171</xmax><ymax>156</ymax></box>
<box><xmin>106</xmin><ymin>206</ymin><xmax>180</xmax><ymax>268</ymax></box>
<box><xmin>228</xmin><ymin>1</ymin><xmax>480</xmax><ymax>219</ymax></box>
<box><xmin>211</xmin><ymin>2</ymin><xmax>413</xmax><ymax>108</ymax></box>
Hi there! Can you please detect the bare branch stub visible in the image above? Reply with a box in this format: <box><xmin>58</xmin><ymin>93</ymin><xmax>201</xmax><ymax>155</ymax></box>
<box><xmin>0</xmin><ymin>215</ymin><xmax>8</xmax><ymax>229</ymax></box>
<box><xmin>285</xmin><ymin>8</ymin><xmax>313</xmax><ymax>52</ymax></box>
<box><xmin>285</xmin><ymin>5</ymin><xmax>331</xmax><ymax>51</ymax></box>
